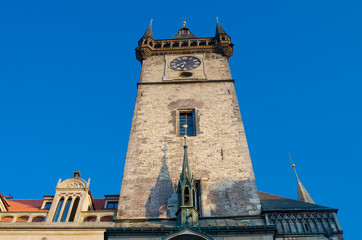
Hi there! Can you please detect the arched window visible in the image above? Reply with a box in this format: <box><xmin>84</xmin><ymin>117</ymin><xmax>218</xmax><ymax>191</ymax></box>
<box><xmin>68</xmin><ymin>197</ymin><xmax>79</xmax><ymax>222</ymax></box>
<box><xmin>184</xmin><ymin>187</ymin><xmax>190</xmax><ymax>205</ymax></box>
<box><xmin>53</xmin><ymin>198</ymin><xmax>64</xmax><ymax>222</ymax></box>
<box><xmin>61</xmin><ymin>198</ymin><xmax>72</xmax><ymax>222</ymax></box>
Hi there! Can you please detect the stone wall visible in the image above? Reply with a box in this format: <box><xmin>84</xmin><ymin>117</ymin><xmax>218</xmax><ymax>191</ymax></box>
<box><xmin>117</xmin><ymin>75</ymin><xmax>261</xmax><ymax>220</ymax></box>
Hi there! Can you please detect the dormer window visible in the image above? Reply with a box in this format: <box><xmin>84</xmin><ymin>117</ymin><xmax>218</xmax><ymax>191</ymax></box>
<box><xmin>106</xmin><ymin>201</ymin><xmax>118</xmax><ymax>209</ymax></box>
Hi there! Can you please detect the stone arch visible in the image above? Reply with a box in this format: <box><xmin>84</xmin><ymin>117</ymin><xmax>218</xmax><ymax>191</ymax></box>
<box><xmin>57</xmin><ymin>178</ymin><xmax>86</xmax><ymax>189</ymax></box>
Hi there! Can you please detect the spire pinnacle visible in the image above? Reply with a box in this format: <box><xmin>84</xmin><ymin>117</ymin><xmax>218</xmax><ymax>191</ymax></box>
<box><xmin>289</xmin><ymin>152</ymin><xmax>300</xmax><ymax>182</ymax></box>
<box><xmin>215</xmin><ymin>18</ymin><xmax>226</xmax><ymax>35</ymax></box>
<box><xmin>141</xmin><ymin>20</ymin><xmax>153</xmax><ymax>39</ymax></box>
<box><xmin>288</xmin><ymin>153</ymin><xmax>315</xmax><ymax>204</ymax></box>
<box><xmin>181</xmin><ymin>128</ymin><xmax>192</xmax><ymax>182</ymax></box>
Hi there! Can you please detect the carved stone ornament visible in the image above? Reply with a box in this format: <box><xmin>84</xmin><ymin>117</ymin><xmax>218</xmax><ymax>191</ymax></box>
<box><xmin>57</xmin><ymin>178</ymin><xmax>87</xmax><ymax>189</ymax></box>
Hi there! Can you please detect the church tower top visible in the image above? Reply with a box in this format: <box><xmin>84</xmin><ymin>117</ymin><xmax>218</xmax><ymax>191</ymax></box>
<box><xmin>136</xmin><ymin>20</ymin><xmax>234</xmax><ymax>62</ymax></box>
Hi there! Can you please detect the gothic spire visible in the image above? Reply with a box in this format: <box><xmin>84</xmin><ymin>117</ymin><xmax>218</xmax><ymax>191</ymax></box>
<box><xmin>289</xmin><ymin>153</ymin><xmax>315</xmax><ymax>204</ymax></box>
<box><xmin>142</xmin><ymin>19</ymin><xmax>153</xmax><ymax>39</ymax></box>
<box><xmin>215</xmin><ymin>17</ymin><xmax>226</xmax><ymax>35</ymax></box>
<box><xmin>180</xmin><ymin>136</ymin><xmax>192</xmax><ymax>184</ymax></box>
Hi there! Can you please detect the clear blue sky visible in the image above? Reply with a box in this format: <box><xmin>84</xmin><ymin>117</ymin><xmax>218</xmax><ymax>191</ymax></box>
<box><xmin>1</xmin><ymin>0</ymin><xmax>361</xmax><ymax>238</ymax></box>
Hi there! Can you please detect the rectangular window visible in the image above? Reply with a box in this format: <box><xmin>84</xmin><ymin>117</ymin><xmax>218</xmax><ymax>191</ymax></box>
<box><xmin>106</xmin><ymin>201</ymin><xmax>118</xmax><ymax>209</ymax></box>
<box><xmin>179</xmin><ymin>110</ymin><xmax>196</xmax><ymax>136</ymax></box>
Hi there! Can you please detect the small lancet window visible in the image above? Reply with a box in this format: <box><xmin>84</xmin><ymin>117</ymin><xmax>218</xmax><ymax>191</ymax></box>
<box><xmin>68</xmin><ymin>197</ymin><xmax>80</xmax><ymax>222</ymax></box>
<box><xmin>184</xmin><ymin>187</ymin><xmax>190</xmax><ymax>206</ymax></box>
<box><xmin>53</xmin><ymin>198</ymin><xmax>64</xmax><ymax>222</ymax></box>
<box><xmin>61</xmin><ymin>198</ymin><xmax>72</xmax><ymax>222</ymax></box>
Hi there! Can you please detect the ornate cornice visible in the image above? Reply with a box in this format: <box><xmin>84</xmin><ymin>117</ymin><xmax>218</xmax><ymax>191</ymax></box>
<box><xmin>136</xmin><ymin>37</ymin><xmax>233</xmax><ymax>62</ymax></box>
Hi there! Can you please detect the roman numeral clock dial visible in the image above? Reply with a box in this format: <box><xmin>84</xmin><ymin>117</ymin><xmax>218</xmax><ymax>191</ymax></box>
<box><xmin>169</xmin><ymin>56</ymin><xmax>201</xmax><ymax>71</ymax></box>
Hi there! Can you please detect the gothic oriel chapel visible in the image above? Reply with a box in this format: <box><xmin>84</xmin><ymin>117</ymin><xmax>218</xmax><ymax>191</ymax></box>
<box><xmin>0</xmin><ymin>21</ymin><xmax>344</xmax><ymax>240</ymax></box>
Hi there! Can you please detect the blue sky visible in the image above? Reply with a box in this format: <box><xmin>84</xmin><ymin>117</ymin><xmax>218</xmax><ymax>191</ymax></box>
<box><xmin>0</xmin><ymin>0</ymin><xmax>361</xmax><ymax>238</ymax></box>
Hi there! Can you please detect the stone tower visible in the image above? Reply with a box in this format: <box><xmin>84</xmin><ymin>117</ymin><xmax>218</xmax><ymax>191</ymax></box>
<box><xmin>116</xmin><ymin>20</ymin><xmax>261</xmax><ymax>224</ymax></box>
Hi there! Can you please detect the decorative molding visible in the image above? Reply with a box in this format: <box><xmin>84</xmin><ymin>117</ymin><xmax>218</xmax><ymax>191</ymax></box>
<box><xmin>57</xmin><ymin>178</ymin><xmax>87</xmax><ymax>189</ymax></box>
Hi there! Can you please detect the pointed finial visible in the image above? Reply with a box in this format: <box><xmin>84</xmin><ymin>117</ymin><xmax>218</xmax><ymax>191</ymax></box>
<box><xmin>183</xmin><ymin>124</ymin><xmax>188</xmax><ymax>147</ymax></box>
<box><xmin>288</xmin><ymin>152</ymin><xmax>300</xmax><ymax>182</ymax></box>
<box><xmin>150</xmin><ymin>19</ymin><xmax>153</xmax><ymax>26</ymax></box>
<box><xmin>216</xmin><ymin>17</ymin><xmax>219</xmax><ymax>23</ymax></box>
<box><xmin>289</xmin><ymin>152</ymin><xmax>315</xmax><ymax>203</ymax></box>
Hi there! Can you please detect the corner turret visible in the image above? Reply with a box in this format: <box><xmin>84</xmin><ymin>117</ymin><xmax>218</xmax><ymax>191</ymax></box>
<box><xmin>215</xmin><ymin>17</ymin><xmax>234</xmax><ymax>58</ymax></box>
<box><xmin>176</xmin><ymin>133</ymin><xmax>198</xmax><ymax>226</ymax></box>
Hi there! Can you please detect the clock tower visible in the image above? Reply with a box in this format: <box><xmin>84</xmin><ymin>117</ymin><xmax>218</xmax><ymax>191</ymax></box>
<box><xmin>116</xmin><ymin>20</ymin><xmax>261</xmax><ymax>225</ymax></box>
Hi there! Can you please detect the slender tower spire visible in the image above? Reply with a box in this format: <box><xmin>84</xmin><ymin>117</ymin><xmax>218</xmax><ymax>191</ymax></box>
<box><xmin>215</xmin><ymin>17</ymin><xmax>226</xmax><ymax>35</ymax></box>
<box><xmin>176</xmin><ymin>126</ymin><xmax>199</xmax><ymax>226</ymax></box>
<box><xmin>180</xmin><ymin>128</ymin><xmax>192</xmax><ymax>183</ymax></box>
<box><xmin>289</xmin><ymin>153</ymin><xmax>315</xmax><ymax>204</ymax></box>
<box><xmin>142</xmin><ymin>19</ymin><xmax>154</xmax><ymax>39</ymax></box>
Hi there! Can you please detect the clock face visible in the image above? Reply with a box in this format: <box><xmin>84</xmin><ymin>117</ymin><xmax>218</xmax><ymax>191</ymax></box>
<box><xmin>169</xmin><ymin>56</ymin><xmax>201</xmax><ymax>71</ymax></box>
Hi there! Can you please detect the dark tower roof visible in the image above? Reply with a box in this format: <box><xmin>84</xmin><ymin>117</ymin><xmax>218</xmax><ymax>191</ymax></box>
<box><xmin>216</xmin><ymin>22</ymin><xmax>226</xmax><ymax>35</ymax></box>
<box><xmin>142</xmin><ymin>20</ymin><xmax>153</xmax><ymax>39</ymax></box>
<box><xmin>172</xmin><ymin>21</ymin><xmax>196</xmax><ymax>39</ymax></box>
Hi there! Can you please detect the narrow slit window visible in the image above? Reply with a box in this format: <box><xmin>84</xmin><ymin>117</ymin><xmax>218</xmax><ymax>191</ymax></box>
<box><xmin>68</xmin><ymin>197</ymin><xmax>79</xmax><ymax>222</ymax></box>
<box><xmin>179</xmin><ymin>110</ymin><xmax>196</xmax><ymax>136</ymax></box>
<box><xmin>61</xmin><ymin>198</ymin><xmax>72</xmax><ymax>222</ymax></box>
<box><xmin>53</xmin><ymin>198</ymin><xmax>64</xmax><ymax>222</ymax></box>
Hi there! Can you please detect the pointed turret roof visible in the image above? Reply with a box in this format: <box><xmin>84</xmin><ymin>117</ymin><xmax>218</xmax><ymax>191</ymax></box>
<box><xmin>215</xmin><ymin>17</ymin><xmax>228</xmax><ymax>36</ymax></box>
<box><xmin>142</xmin><ymin>19</ymin><xmax>153</xmax><ymax>39</ymax></box>
<box><xmin>289</xmin><ymin>153</ymin><xmax>315</xmax><ymax>204</ymax></box>
<box><xmin>172</xmin><ymin>21</ymin><xmax>196</xmax><ymax>39</ymax></box>
<box><xmin>215</xmin><ymin>17</ymin><xmax>226</xmax><ymax>35</ymax></box>
<box><xmin>180</xmin><ymin>137</ymin><xmax>192</xmax><ymax>184</ymax></box>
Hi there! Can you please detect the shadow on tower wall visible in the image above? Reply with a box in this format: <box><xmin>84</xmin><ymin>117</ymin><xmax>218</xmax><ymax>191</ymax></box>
<box><xmin>145</xmin><ymin>154</ymin><xmax>174</xmax><ymax>218</ymax></box>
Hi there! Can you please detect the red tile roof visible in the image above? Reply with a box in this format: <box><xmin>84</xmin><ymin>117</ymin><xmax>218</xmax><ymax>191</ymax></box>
<box><xmin>93</xmin><ymin>198</ymin><xmax>106</xmax><ymax>210</ymax></box>
<box><xmin>4</xmin><ymin>198</ymin><xmax>114</xmax><ymax>212</ymax></box>
<box><xmin>6</xmin><ymin>200</ymin><xmax>46</xmax><ymax>212</ymax></box>
<box><xmin>0</xmin><ymin>216</ymin><xmax>13</xmax><ymax>222</ymax></box>
<box><xmin>104</xmin><ymin>194</ymin><xmax>119</xmax><ymax>198</ymax></box>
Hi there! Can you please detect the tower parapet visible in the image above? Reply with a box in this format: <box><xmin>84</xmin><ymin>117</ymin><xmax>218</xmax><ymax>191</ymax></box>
<box><xmin>136</xmin><ymin>21</ymin><xmax>234</xmax><ymax>62</ymax></box>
